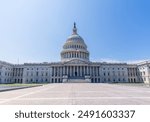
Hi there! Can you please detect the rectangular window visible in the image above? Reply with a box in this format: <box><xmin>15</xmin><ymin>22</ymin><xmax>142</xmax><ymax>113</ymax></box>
<box><xmin>104</xmin><ymin>72</ymin><xmax>105</xmax><ymax>76</ymax></box>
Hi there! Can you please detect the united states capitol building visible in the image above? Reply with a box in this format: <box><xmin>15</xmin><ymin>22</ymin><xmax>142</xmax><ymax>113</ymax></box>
<box><xmin>0</xmin><ymin>23</ymin><xmax>150</xmax><ymax>84</ymax></box>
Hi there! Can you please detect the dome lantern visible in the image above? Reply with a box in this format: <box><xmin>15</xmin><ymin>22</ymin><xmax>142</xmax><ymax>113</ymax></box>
<box><xmin>73</xmin><ymin>22</ymin><xmax>77</xmax><ymax>35</ymax></box>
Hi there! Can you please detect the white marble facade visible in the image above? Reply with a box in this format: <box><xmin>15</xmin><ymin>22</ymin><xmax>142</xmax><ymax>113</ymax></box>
<box><xmin>0</xmin><ymin>23</ymin><xmax>150</xmax><ymax>84</ymax></box>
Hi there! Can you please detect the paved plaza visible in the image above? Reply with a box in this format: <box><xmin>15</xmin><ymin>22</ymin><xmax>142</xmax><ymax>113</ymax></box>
<box><xmin>0</xmin><ymin>83</ymin><xmax>150</xmax><ymax>105</ymax></box>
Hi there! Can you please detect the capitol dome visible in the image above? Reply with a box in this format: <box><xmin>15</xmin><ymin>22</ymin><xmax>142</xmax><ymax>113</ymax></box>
<box><xmin>61</xmin><ymin>23</ymin><xmax>90</xmax><ymax>62</ymax></box>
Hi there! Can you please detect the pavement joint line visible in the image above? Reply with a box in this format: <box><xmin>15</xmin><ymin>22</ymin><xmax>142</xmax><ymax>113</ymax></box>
<box><xmin>0</xmin><ymin>85</ymin><xmax>57</xmax><ymax>104</ymax></box>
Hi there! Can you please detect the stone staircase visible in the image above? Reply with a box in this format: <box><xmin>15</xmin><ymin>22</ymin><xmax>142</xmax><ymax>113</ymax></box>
<box><xmin>66</xmin><ymin>79</ymin><xmax>91</xmax><ymax>83</ymax></box>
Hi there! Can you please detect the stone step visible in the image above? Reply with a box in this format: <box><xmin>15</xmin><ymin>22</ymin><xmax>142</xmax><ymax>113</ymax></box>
<box><xmin>67</xmin><ymin>79</ymin><xmax>91</xmax><ymax>83</ymax></box>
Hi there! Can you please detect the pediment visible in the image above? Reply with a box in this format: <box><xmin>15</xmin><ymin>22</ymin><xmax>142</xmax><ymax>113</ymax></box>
<box><xmin>64</xmin><ymin>59</ymin><xmax>89</xmax><ymax>64</ymax></box>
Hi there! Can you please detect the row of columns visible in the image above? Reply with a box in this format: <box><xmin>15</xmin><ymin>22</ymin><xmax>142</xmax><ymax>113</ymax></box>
<box><xmin>13</xmin><ymin>68</ymin><xmax>23</xmax><ymax>77</ymax></box>
<box><xmin>52</xmin><ymin>66</ymin><xmax>101</xmax><ymax>77</ymax></box>
<box><xmin>128</xmin><ymin>68</ymin><xmax>138</xmax><ymax>77</ymax></box>
<box><xmin>62</xmin><ymin>51</ymin><xmax>89</xmax><ymax>59</ymax></box>
<box><xmin>65</xmin><ymin>45</ymin><xmax>85</xmax><ymax>49</ymax></box>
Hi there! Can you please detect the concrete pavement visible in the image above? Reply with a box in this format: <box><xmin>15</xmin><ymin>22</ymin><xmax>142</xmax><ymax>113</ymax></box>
<box><xmin>0</xmin><ymin>83</ymin><xmax>150</xmax><ymax>105</ymax></box>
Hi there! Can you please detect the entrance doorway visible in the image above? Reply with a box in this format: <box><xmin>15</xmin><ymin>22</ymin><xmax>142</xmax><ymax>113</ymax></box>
<box><xmin>75</xmin><ymin>71</ymin><xmax>77</xmax><ymax>76</ymax></box>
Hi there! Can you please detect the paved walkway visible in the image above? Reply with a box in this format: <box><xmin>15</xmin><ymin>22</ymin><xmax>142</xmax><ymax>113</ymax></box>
<box><xmin>0</xmin><ymin>83</ymin><xmax>150</xmax><ymax>105</ymax></box>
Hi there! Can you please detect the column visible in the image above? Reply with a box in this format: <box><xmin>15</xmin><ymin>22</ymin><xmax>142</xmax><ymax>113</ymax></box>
<box><xmin>90</xmin><ymin>67</ymin><xmax>92</xmax><ymax>76</ymax></box>
<box><xmin>97</xmin><ymin>67</ymin><xmax>99</xmax><ymax>76</ymax></box>
<box><xmin>63</xmin><ymin>66</ymin><xmax>65</xmax><ymax>75</ymax></box>
<box><xmin>94</xmin><ymin>67</ymin><xmax>96</xmax><ymax>76</ymax></box>
<box><xmin>85</xmin><ymin>66</ymin><xmax>87</xmax><ymax>75</ymax></box>
<box><xmin>73</xmin><ymin>66</ymin><xmax>75</xmax><ymax>76</ymax></box>
<box><xmin>52</xmin><ymin>67</ymin><xmax>54</xmax><ymax>76</ymax></box>
<box><xmin>53</xmin><ymin>67</ymin><xmax>55</xmax><ymax>77</ymax></box>
<box><xmin>61</xmin><ymin>67</ymin><xmax>62</xmax><ymax>76</ymax></box>
<box><xmin>72</xmin><ymin>66</ymin><xmax>74</xmax><ymax>76</ymax></box>
<box><xmin>96</xmin><ymin>67</ymin><xmax>98</xmax><ymax>76</ymax></box>
<box><xmin>56</xmin><ymin>67</ymin><xmax>58</xmax><ymax>77</ymax></box>
<box><xmin>60</xmin><ymin>67</ymin><xmax>62</xmax><ymax>76</ymax></box>
<box><xmin>79</xmin><ymin>66</ymin><xmax>81</xmax><ymax>77</ymax></box>
<box><xmin>65</xmin><ymin>66</ymin><xmax>67</xmax><ymax>75</ymax></box>
<box><xmin>67</xmin><ymin>66</ymin><xmax>68</xmax><ymax>75</ymax></box>
<box><xmin>57</xmin><ymin>67</ymin><xmax>59</xmax><ymax>76</ymax></box>
<box><xmin>73</xmin><ymin>52</ymin><xmax>75</xmax><ymax>58</ymax></box>
<box><xmin>80</xmin><ymin>66</ymin><xmax>81</xmax><ymax>76</ymax></box>
<box><xmin>77</xmin><ymin>66</ymin><xmax>79</xmax><ymax>76</ymax></box>
<box><xmin>68</xmin><ymin>66</ymin><xmax>70</xmax><ymax>77</ymax></box>
<box><xmin>87</xmin><ymin>66</ymin><xmax>89</xmax><ymax>75</ymax></box>
<box><xmin>84</xmin><ymin>66</ymin><xmax>85</xmax><ymax>76</ymax></box>
<box><xmin>56</xmin><ymin>67</ymin><xmax>57</xmax><ymax>77</ymax></box>
<box><xmin>78</xmin><ymin>66</ymin><xmax>80</xmax><ymax>76</ymax></box>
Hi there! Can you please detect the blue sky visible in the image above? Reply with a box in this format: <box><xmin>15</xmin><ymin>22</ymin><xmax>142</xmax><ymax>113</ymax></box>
<box><xmin>0</xmin><ymin>0</ymin><xmax>150</xmax><ymax>64</ymax></box>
